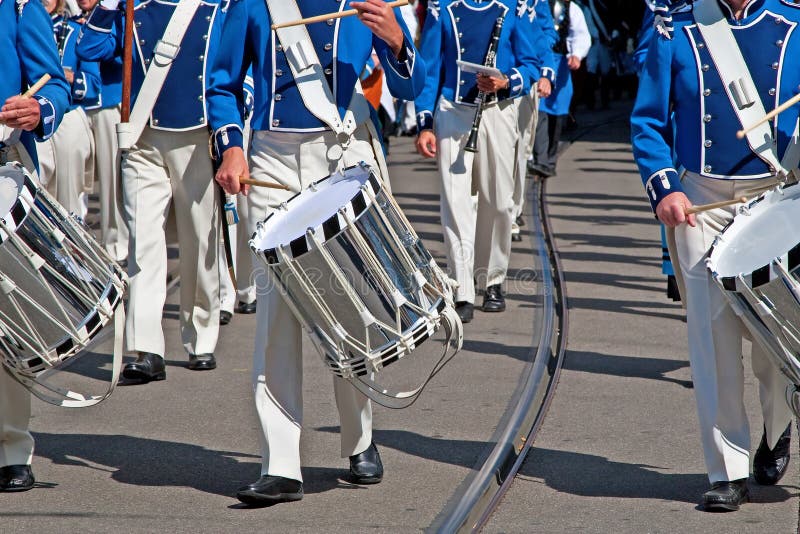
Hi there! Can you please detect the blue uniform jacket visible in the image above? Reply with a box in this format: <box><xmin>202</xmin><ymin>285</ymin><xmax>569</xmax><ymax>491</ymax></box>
<box><xmin>631</xmin><ymin>0</ymin><xmax>800</xmax><ymax>212</ymax></box>
<box><xmin>52</xmin><ymin>14</ymin><xmax>103</xmax><ymax>111</ymax></box>
<box><xmin>206</xmin><ymin>0</ymin><xmax>425</xmax><ymax>159</ymax></box>
<box><xmin>77</xmin><ymin>0</ymin><xmax>220</xmax><ymax>131</ymax></box>
<box><xmin>531</xmin><ymin>0</ymin><xmax>558</xmax><ymax>82</ymax></box>
<box><xmin>414</xmin><ymin>0</ymin><xmax>548</xmax><ymax>132</ymax></box>
<box><xmin>0</xmin><ymin>0</ymin><xmax>70</xmax><ymax>169</ymax></box>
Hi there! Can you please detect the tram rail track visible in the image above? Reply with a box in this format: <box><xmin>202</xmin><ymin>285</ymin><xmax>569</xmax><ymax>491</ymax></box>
<box><xmin>429</xmin><ymin>175</ymin><xmax>569</xmax><ymax>533</ymax></box>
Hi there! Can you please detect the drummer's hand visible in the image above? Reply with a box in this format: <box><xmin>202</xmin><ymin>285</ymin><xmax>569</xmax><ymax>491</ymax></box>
<box><xmin>416</xmin><ymin>129</ymin><xmax>437</xmax><ymax>159</ymax></box>
<box><xmin>351</xmin><ymin>0</ymin><xmax>404</xmax><ymax>57</ymax></box>
<box><xmin>656</xmin><ymin>192</ymin><xmax>696</xmax><ymax>228</ymax></box>
<box><xmin>0</xmin><ymin>96</ymin><xmax>42</xmax><ymax>131</ymax></box>
<box><xmin>476</xmin><ymin>74</ymin><xmax>509</xmax><ymax>94</ymax></box>
<box><xmin>216</xmin><ymin>147</ymin><xmax>249</xmax><ymax>196</ymax></box>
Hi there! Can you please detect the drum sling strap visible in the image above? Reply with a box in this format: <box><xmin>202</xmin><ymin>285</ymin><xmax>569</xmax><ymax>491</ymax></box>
<box><xmin>693</xmin><ymin>0</ymin><xmax>800</xmax><ymax>175</ymax></box>
<box><xmin>117</xmin><ymin>0</ymin><xmax>203</xmax><ymax>151</ymax></box>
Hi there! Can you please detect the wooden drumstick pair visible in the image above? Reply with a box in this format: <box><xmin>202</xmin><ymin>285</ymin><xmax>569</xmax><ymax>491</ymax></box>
<box><xmin>271</xmin><ymin>0</ymin><xmax>409</xmax><ymax>30</ymax></box>
<box><xmin>684</xmin><ymin>196</ymin><xmax>748</xmax><ymax>215</ymax></box>
<box><xmin>0</xmin><ymin>74</ymin><xmax>51</xmax><ymax>126</ymax></box>
<box><xmin>240</xmin><ymin>177</ymin><xmax>290</xmax><ymax>190</ymax></box>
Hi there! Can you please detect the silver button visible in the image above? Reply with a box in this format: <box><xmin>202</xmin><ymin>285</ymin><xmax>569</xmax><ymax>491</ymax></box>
<box><xmin>697</xmin><ymin>42</ymin><xmax>705</xmax><ymax>48</ymax></box>
<box><xmin>139</xmin><ymin>39</ymin><xmax>146</xmax><ymax>45</ymax></box>
<box><xmin>199</xmin><ymin>55</ymin><xmax>204</xmax><ymax>61</ymax></box>
<box><xmin>145</xmin><ymin>58</ymin><xmax>151</xmax><ymax>65</ymax></box>
<box><xmin>703</xmin><ymin>165</ymin><xmax>712</xmax><ymax>173</ymax></box>
<box><xmin>197</xmin><ymin>75</ymin><xmax>203</xmax><ymax>81</ymax></box>
<box><xmin>205</xmin><ymin>15</ymin><xmax>211</xmax><ymax>21</ymax></box>
<box><xmin>460</xmin><ymin>48</ymin><xmax>465</xmax><ymax>53</ymax></box>
<box><xmin>703</xmin><ymin>114</ymin><xmax>712</xmax><ymax>122</ymax></box>
<box><xmin>455</xmin><ymin>17</ymin><xmax>460</xmax><ymax>22</ymax></box>
<box><xmin>704</xmin><ymin>139</ymin><xmax>712</xmax><ymax>148</ymax></box>
<box><xmin>153</xmin><ymin>119</ymin><xmax>159</xmax><ymax>125</ymax></box>
<box><xmin>702</xmin><ymin>64</ymin><xmax>709</xmax><ymax>72</ymax></box>
<box><xmin>198</xmin><ymin>118</ymin><xmax>205</xmax><ymax>124</ymax></box>
<box><xmin>276</xmin><ymin>44</ymin><xmax>283</xmax><ymax>52</ymax></box>
<box><xmin>327</xmin><ymin>18</ymin><xmax>334</xmax><ymax>26</ymax></box>
<box><xmin>324</xmin><ymin>68</ymin><xmax>332</xmax><ymax>75</ymax></box>
<box><xmin>777</xmin><ymin>39</ymin><xmax>784</xmax><ymax>46</ymax></box>
<box><xmin>202</xmin><ymin>34</ymin><xmax>208</xmax><ymax>41</ymax></box>
<box><xmin>272</xmin><ymin>119</ymin><xmax>280</xmax><ymax>127</ymax></box>
<box><xmin>773</xmin><ymin>62</ymin><xmax>779</xmax><ymax>69</ymax></box>
<box><xmin>458</xmin><ymin>32</ymin><xmax>463</xmax><ymax>38</ymax></box>
<box><xmin>460</xmin><ymin>80</ymin><xmax>465</xmax><ymax>85</ymax></box>
<box><xmin>323</xmin><ymin>43</ymin><xmax>332</xmax><ymax>51</ymax></box>
<box><xmin>274</xmin><ymin>94</ymin><xmax>282</xmax><ymax>101</ymax></box>
<box><xmin>275</xmin><ymin>69</ymin><xmax>283</xmax><ymax>77</ymax></box>
<box><xmin>703</xmin><ymin>88</ymin><xmax>711</xmax><ymax>97</ymax></box>
<box><xmin>135</xmin><ymin>21</ymin><xmax>142</xmax><ymax>27</ymax></box>
<box><xmin>769</xmin><ymin>88</ymin><xmax>776</xmax><ymax>96</ymax></box>
<box><xmin>197</xmin><ymin>95</ymin><xmax>203</xmax><ymax>101</ymax></box>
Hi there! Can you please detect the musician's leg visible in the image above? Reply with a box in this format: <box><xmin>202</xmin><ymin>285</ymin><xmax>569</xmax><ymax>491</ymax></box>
<box><xmin>122</xmin><ymin>127</ymin><xmax>172</xmax><ymax>357</ymax></box>
<box><xmin>164</xmin><ymin>129</ymin><xmax>220</xmax><ymax>357</ymax></box>
<box><xmin>531</xmin><ymin>112</ymin><xmax>549</xmax><ymax>173</ymax></box>
<box><xmin>435</xmin><ymin>99</ymin><xmax>477</xmax><ymax>304</ymax></box>
<box><xmin>52</xmin><ymin>108</ymin><xmax>92</xmax><ymax>215</ymax></box>
<box><xmin>474</xmin><ymin>100</ymin><xmax>517</xmax><ymax>291</ymax></box>
<box><xmin>0</xmin><ymin>370</ymin><xmax>33</xmax><ymax>468</ymax></box>
<box><xmin>750</xmin><ymin>337</ymin><xmax>793</xmax><ymax>449</ymax></box>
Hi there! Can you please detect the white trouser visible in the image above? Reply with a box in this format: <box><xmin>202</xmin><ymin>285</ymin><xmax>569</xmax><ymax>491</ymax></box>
<box><xmin>123</xmin><ymin>126</ymin><xmax>220</xmax><ymax>357</ymax></box>
<box><xmin>0</xmin><ymin>143</ymin><xmax>35</xmax><ymax>469</ymax></box>
<box><xmin>435</xmin><ymin>97</ymin><xmax>519</xmax><ymax>302</ymax></box>
<box><xmin>674</xmin><ymin>172</ymin><xmax>793</xmax><ymax>483</ymax></box>
<box><xmin>513</xmin><ymin>91</ymin><xmax>539</xmax><ymax>219</ymax></box>
<box><xmin>86</xmin><ymin>106</ymin><xmax>129</xmax><ymax>262</ymax></box>
<box><xmin>247</xmin><ymin>123</ymin><xmax>385</xmax><ymax>482</ymax></box>
<box><xmin>35</xmin><ymin>107</ymin><xmax>94</xmax><ymax>218</ymax></box>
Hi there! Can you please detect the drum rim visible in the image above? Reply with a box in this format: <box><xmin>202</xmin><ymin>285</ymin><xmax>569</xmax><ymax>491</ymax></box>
<box><xmin>708</xmin><ymin>181</ymin><xmax>800</xmax><ymax>290</ymax></box>
<box><xmin>250</xmin><ymin>163</ymin><xmax>384</xmax><ymax>265</ymax></box>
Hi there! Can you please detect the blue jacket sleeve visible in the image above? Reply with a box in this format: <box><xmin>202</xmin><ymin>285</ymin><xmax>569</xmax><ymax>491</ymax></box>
<box><xmin>72</xmin><ymin>58</ymin><xmax>102</xmax><ymax>104</ymax></box>
<box><xmin>634</xmin><ymin>9</ymin><xmax>654</xmax><ymax>75</ymax></box>
<box><xmin>20</xmin><ymin>1</ymin><xmax>71</xmax><ymax>140</ymax></box>
<box><xmin>413</xmin><ymin>7</ymin><xmax>444</xmax><ymax>132</ymax></box>
<box><xmin>206</xmin><ymin>0</ymin><xmax>253</xmax><ymax>159</ymax></box>
<box><xmin>534</xmin><ymin>0</ymin><xmax>558</xmax><ymax>82</ymax></box>
<box><xmin>504</xmin><ymin>16</ymin><xmax>542</xmax><ymax>99</ymax></box>
<box><xmin>76</xmin><ymin>7</ymin><xmax>123</xmax><ymax>62</ymax></box>
<box><xmin>373</xmin><ymin>7</ymin><xmax>427</xmax><ymax>101</ymax></box>
<box><xmin>631</xmin><ymin>31</ymin><xmax>682</xmax><ymax>212</ymax></box>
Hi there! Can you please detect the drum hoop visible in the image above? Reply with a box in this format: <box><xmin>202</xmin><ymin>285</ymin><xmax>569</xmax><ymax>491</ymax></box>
<box><xmin>252</xmin><ymin>163</ymin><xmax>383</xmax><ymax>265</ymax></box>
<box><xmin>0</xmin><ymin>163</ymin><xmax>38</xmax><ymax>245</ymax></box>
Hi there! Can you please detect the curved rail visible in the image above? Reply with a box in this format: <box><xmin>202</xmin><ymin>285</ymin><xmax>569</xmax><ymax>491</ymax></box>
<box><xmin>429</xmin><ymin>177</ymin><xmax>569</xmax><ymax>533</ymax></box>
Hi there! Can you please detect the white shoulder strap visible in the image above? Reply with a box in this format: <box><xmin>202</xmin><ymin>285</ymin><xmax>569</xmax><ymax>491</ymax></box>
<box><xmin>693</xmin><ymin>0</ymin><xmax>796</xmax><ymax>175</ymax></box>
<box><xmin>117</xmin><ymin>0</ymin><xmax>204</xmax><ymax>150</ymax></box>
<box><xmin>264</xmin><ymin>0</ymin><xmax>368</xmax><ymax>147</ymax></box>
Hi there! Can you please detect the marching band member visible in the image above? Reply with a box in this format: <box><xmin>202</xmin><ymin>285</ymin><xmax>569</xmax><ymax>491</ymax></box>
<box><xmin>77</xmin><ymin>0</ymin><xmax>223</xmax><ymax>379</ymax></box>
<box><xmin>207</xmin><ymin>0</ymin><xmax>425</xmax><ymax>505</ymax></box>
<box><xmin>632</xmin><ymin>0</ymin><xmax>796</xmax><ymax>511</ymax></box>
<box><xmin>512</xmin><ymin>0</ymin><xmax>557</xmax><ymax>242</ymax></box>
<box><xmin>415</xmin><ymin>0</ymin><xmax>547</xmax><ymax>322</ymax></box>
<box><xmin>37</xmin><ymin>0</ymin><xmax>101</xmax><ymax>218</ymax></box>
<box><xmin>0</xmin><ymin>0</ymin><xmax>70</xmax><ymax>492</ymax></box>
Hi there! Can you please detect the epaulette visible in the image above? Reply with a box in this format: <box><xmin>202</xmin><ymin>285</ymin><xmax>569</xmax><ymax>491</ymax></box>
<box><xmin>428</xmin><ymin>0</ymin><xmax>440</xmax><ymax>21</ymax></box>
<box><xmin>779</xmin><ymin>0</ymin><xmax>800</xmax><ymax>9</ymax></box>
<box><xmin>669</xmin><ymin>0</ymin><xmax>694</xmax><ymax>14</ymax></box>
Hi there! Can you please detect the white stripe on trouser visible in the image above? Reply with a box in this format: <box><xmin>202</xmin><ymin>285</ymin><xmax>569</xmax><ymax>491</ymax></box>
<box><xmin>247</xmin><ymin>124</ymin><xmax>382</xmax><ymax>482</ymax></box>
<box><xmin>675</xmin><ymin>172</ymin><xmax>793</xmax><ymax>483</ymax></box>
<box><xmin>435</xmin><ymin>97</ymin><xmax>519</xmax><ymax>303</ymax></box>
<box><xmin>86</xmin><ymin>106</ymin><xmax>129</xmax><ymax>262</ymax></box>
<box><xmin>513</xmin><ymin>91</ymin><xmax>539</xmax><ymax>219</ymax></box>
<box><xmin>0</xmin><ymin>369</ymin><xmax>33</xmax><ymax>468</ymax></box>
<box><xmin>123</xmin><ymin>126</ymin><xmax>220</xmax><ymax>357</ymax></box>
<box><xmin>35</xmin><ymin>107</ymin><xmax>94</xmax><ymax>217</ymax></box>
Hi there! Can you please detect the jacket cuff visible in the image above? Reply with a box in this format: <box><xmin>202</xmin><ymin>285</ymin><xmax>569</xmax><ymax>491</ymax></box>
<box><xmin>34</xmin><ymin>97</ymin><xmax>57</xmax><ymax>141</ymax></box>
<box><xmin>382</xmin><ymin>37</ymin><xmax>416</xmax><ymax>80</ymax></box>
<box><xmin>72</xmin><ymin>72</ymin><xmax>87</xmax><ymax>101</ymax></box>
<box><xmin>213</xmin><ymin>124</ymin><xmax>244</xmax><ymax>161</ymax></box>
<box><xmin>86</xmin><ymin>6</ymin><xmax>118</xmax><ymax>32</ymax></box>
<box><xmin>541</xmin><ymin>66</ymin><xmax>556</xmax><ymax>83</ymax></box>
<box><xmin>416</xmin><ymin>110</ymin><xmax>433</xmax><ymax>132</ymax></box>
<box><xmin>644</xmin><ymin>168</ymin><xmax>682</xmax><ymax>212</ymax></box>
<box><xmin>505</xmin><ymin>68</ymin><xmax>524</xmax><ymax>99</ymax></box>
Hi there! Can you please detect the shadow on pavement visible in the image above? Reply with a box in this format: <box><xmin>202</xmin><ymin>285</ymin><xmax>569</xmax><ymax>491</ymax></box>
<box><xmin>563</xmin><ymin>350</ymin><xmax>692</xmax><ymax>389</ymax></box>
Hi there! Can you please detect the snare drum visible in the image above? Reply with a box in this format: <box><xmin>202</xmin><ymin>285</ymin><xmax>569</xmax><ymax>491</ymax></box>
<box><xmin>251</xmin><ymin>163</ymin><xmax>462</xmax><ymax>408</ymax></box>
<box><xmin>707</xmin><ymin>182</ymin><xmax>800</xmax><ymax>415</ymax></box>
<box><xmin>0</xmin><ymin>162</ymin><xmax>126</xmax><ymax>407</ymax></box>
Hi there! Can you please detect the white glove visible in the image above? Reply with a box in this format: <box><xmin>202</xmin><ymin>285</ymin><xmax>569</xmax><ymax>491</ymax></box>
<box><xmin>99</xmin><ymin>0</ymin><xmax>121</xmax><ymax>10</ymax></box>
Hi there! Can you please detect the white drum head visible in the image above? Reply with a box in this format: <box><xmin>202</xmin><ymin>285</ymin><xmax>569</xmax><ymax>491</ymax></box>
<box><xmin>0</xmin><ymin>164</ymin><xmax>24</xmax><ymax>217</ymax></box>
<box><xmin>710</xmin><ymin>185</ymin><xmax>800</xmax><ymax>277</ymax></box>
<box><xmin>251</xmin><ymin>164</ymin><xmax>381</xmax><ymax>259</ymax></box>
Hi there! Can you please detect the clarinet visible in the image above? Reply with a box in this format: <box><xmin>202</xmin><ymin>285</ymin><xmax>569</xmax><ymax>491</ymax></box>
<box><xmin>464</xmin><ymin>16</ymin><xmax>505</xmax><ymax>154</ymax></box>
<box><xmin>56</xmin><ymin>13</ymin><xmax>70</xmax><ymax>60</ymax></box>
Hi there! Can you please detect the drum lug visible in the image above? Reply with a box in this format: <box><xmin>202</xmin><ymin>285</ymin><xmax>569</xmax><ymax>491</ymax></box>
<box><xmin>786</xmin><ymin>386</ymin><xmax>800</xmax><ymax>418</ymax></box>
<box><xmin>0</xmin><ymin>274</ymin><xmax>17</xmax><ymax>295</ymax></box>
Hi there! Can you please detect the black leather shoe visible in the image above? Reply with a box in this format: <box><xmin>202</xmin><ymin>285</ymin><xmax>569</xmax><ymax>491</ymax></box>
<box><xmin>754</xmin><ymin>424</ymin><xmax>791</xmax><ymax>485</ymax></box>
<box><xmin>122</xmin><ymin>352</ymin><xmax>166</xmax><ymax>382</ymax></box>
<box><xmin>482</xmin><ymin>284</ymin><xmax>506</xmax><ymax>312</ymax></box>
<box><xmin>455</xmin><ymin>301</ymin><xmax>473</xmax><ymax>324</ymax></box>
<box><xmin>0</xmin><ymin>465</ymin><xmax>34</xmax><ymax>492</ymax></box>
<box><xmin>702</xmin><ymin>479</ymin><xmax>749</xmax><ymax>512</ymax></box>
<box><xmin>349</xmin><ymin>442</ymin><xmax>384</xmax><ymax>484</ymax></box>
<box><xmin>219</xmin><ymin>310</ymin><xmax>232</xmax><ymax>326</ymax></box>
<box><xmin>236</xmin><ymin>301</ymin><xmax>257</xmax><ymax>314</ymax></box>
<box><xmin>236</xmin><ymin>475</ymin><xmax>303</xmax><ymax>506</ymax></box>
<box><xmin>516</xmin><ymin>216</ymin><xmax>525</xmax><ymax>227</ymax></box>
<box><xmin>188</xmin><ymin>353</ymin><xmax>216</xmax><ymax>371</ymax></box>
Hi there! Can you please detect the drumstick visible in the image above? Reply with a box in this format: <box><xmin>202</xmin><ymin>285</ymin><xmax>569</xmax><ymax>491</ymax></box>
<box><xmin>271</xmin><ymin>0</ymin><xmax>409</xmax><ymax>30</ymax></box>
<box><xmin>0</xmin><ymin>74</ymin><xmax>51</xmax><ymax>126</ymax></box>
<box><xmin>737</xmin><ymin>91</ymin><xmax>800</xmax><ymax>139</ymax></box>
<box><xmin>685</xmin><ymin>196</ymin><xmax>747</xmax><ymax>215</ymax></box>
<box><xmin>239</xmin><ymin>177</ymin><xmax>290</xmax><ymax>190</ymax></box>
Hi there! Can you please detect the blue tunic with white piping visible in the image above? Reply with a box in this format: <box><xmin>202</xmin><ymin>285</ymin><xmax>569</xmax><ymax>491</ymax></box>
<box><xmin>205</xmin><ymin>0</ymin><xmax>425</xmax><ymax>159</ymax></box>
<box><xmin>52</xmin><ymin>14</ymin><xmax>103</xmax><ymax>111</ymax></box>
<box><xmin>631</xmin><ymin>0</ymin><xmax>800</xmax><ymax>212</ymax></box>
<box><xmin>77</xmin><ymin>0</ymin><xmax>220</xmax><ymax>132</ymax></box>
<box><xmin>414</xmin><ymin>0</ymin><xmax>548</xmax><ymax>131</ymax></box>
<box><xmin>0</xmin><ymin>0</ymin><xmax>70</xmax><ymax>170</ymax></box>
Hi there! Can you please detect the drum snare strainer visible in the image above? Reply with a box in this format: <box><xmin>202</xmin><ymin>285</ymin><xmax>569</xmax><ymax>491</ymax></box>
<box><xmin>707</xmin><ymin>182</ymin><xmax>800</xmax><ymax>415</ymax></box>
<box><xmin>251</xmin><ymin>163</ymin><xmax>462</xmax><ymax>408</ymax></box>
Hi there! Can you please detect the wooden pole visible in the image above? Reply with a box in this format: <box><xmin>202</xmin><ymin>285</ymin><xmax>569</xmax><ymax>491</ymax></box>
<box><xmin>121</xmin><ymin>0</ymin><xmax>135</xmax><ymax>123</ymax></box>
